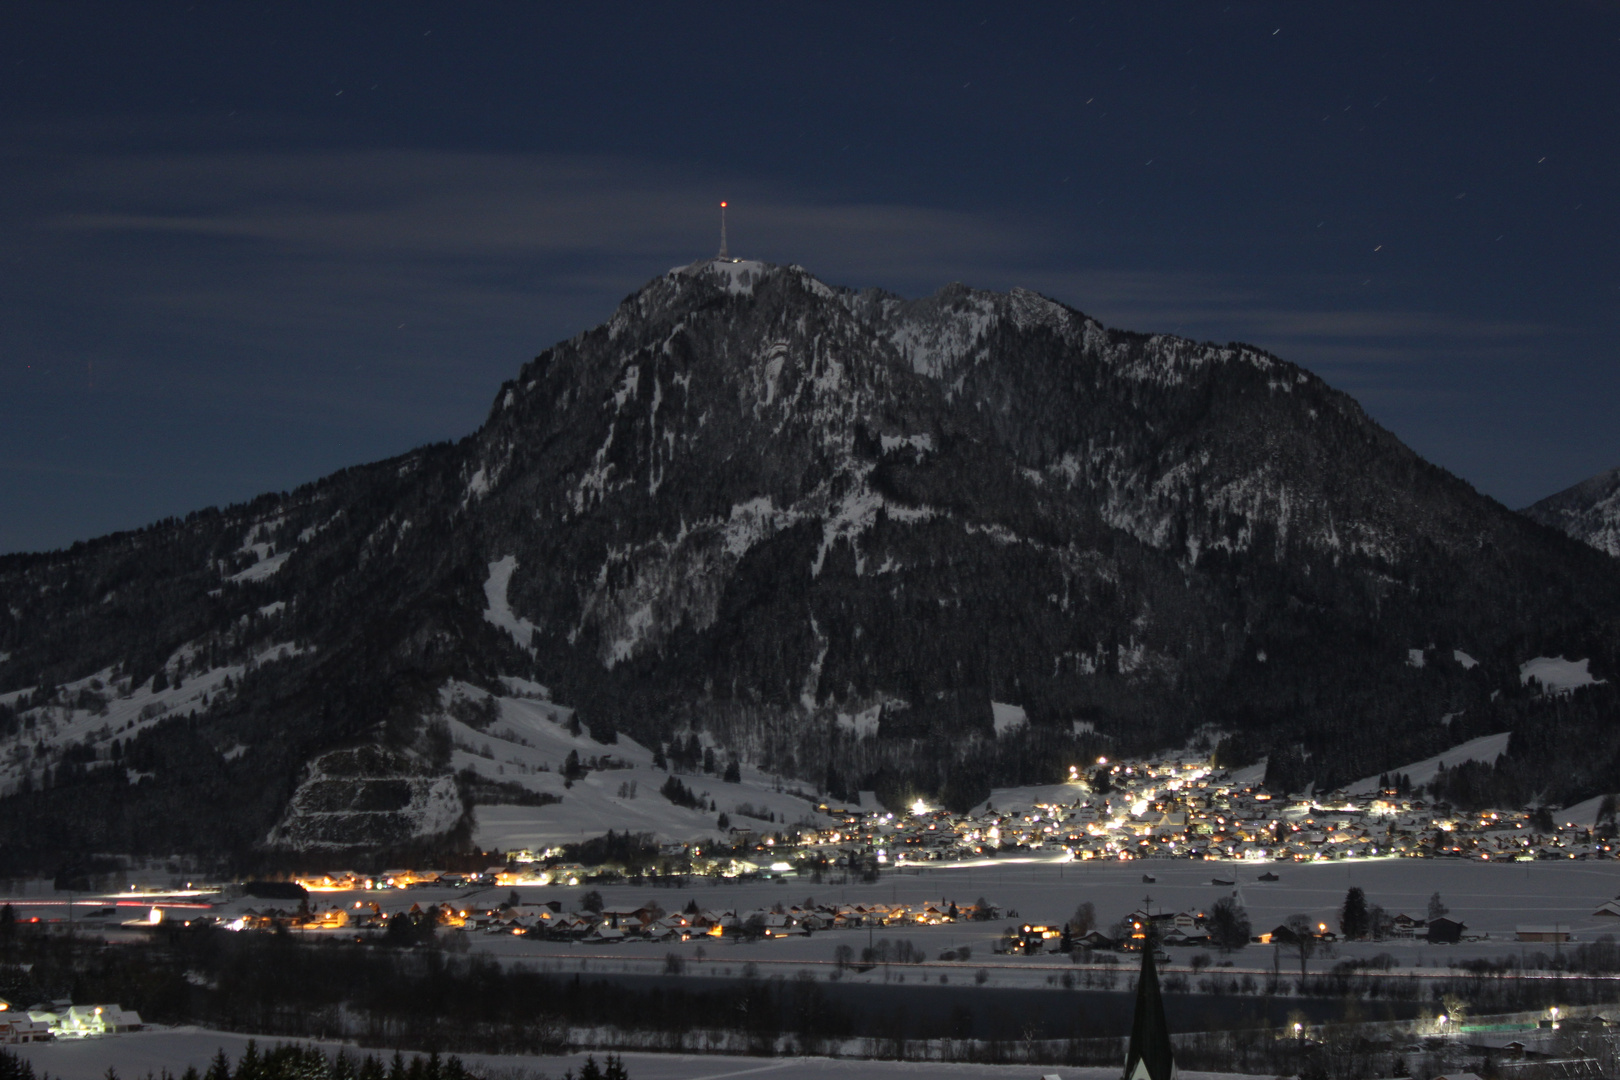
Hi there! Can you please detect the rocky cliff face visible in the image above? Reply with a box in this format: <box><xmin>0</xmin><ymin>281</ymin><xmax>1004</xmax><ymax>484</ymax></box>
<box><xmin>1524</xmin><ymin>466</ymin><xmax>1620</xmax><ymax>558</ymax></box>
<box><xmin>3</xmin><ymin>259</ymin><xmax>1618</xmax><ymax>869</ymax></box>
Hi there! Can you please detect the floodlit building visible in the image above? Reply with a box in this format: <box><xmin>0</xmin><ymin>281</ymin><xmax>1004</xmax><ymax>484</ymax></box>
<box><xmin>25</xmin><ymin>1004</ymin><xmax>143</xmax><ymax>1038</ymax></box>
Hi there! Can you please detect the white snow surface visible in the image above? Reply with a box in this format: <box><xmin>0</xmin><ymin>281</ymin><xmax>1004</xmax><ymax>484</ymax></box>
<box><xmin>1226</xmin><ymin>760</ymin><xmax>1268</xmax><ymax>787</ymax></box>
<box><xmin>229</xmin><ymin>550</ymin><xmax>289</xmax><ymax>582</ymax></box>
<box><xmin>1453</xmin><ymin>649</ymin><xmax>1479</xmax><ymax>670</ymax></box>
<box><xmin>1519</xmin><ymin>655</ymin><xmax>1605</xmax><ymax>693</ymax></box>
<box><xmin>990</xmin><ymin>701</ymin><xmax>1028</xmax><ymax>736</ymax></box>
<box><xmin>13</xmin><ymin>1028</ymin><xmax>1274</xmax><ymax>1080</ymax></box>
<box><xmin>1406</xmin><ymin>649</ymin><xmax>1426</xmax><ymax>668</ymax></box>
<box><xmin>880</xmin><ymin>433</ymin><xmax>935</xmax><ymax>456</ymax></box>
<box><xmin>835</xmin><ymin>705</ymin><xmax>882</xmax><ymax>737</ymax></box>
<box><xmin>448</xmin><ymin>682</ymin><xmax>835</xmax><ymax>849</ymax></box>
<box><xmin>672</xmin><ymin>257</ymin><xmax>768</xmax><ymax>295</ymax></box>
<box><xmin>1559</xmin><ymin>792</ymin><xmax>1615</xmax><ymax>828</ymax></box>
<box><xmin>1346</xmin><ymin>731</ymin><xmax>1512</xmax><ymax>796</ymax></box>
<box><xmin>483</xmin><ymin>556</ymin><xmax>539</xmax><ymax>655</ymax></box>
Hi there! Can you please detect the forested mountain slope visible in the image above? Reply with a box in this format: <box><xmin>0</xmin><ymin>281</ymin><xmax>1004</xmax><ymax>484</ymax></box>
<box><xmin>2</xmin><ymin>259</ymin><xmax>1616</xmax><ymax>871</ymax></box>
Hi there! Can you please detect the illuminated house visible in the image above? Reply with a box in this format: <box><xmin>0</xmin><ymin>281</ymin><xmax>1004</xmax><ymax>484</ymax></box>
<box><xmin>0</xmin><ymin>998</ymin><xmax>52</xmax><ymax>1044</ymax></box>
<box><xmin>26</xmin><ymin>1004</ymin><xmax>143</xmax><ymax>1038</ymax></box>
<box><xmin>0</xmin><ymin>1014</ymin><xmax>52</xmax><ymax>1044</ymax></box>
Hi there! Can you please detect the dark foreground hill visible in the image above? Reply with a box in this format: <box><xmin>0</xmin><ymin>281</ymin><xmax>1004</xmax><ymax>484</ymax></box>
<box><xmin>2</xmin><ymin>259</ymin><xmax>1617</xmax><ymax>871</ymax></box>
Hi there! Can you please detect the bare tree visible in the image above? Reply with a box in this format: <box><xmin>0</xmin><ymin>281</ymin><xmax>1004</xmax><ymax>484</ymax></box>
<box><xmin>1283</xmin><ymin>913</ymin><xmax>1317</xmax><ymax>977</ymax></box>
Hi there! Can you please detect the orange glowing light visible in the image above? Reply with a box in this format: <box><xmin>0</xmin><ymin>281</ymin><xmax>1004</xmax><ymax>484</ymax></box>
<box><xmin>720</xmin><ymin>201</ymin><xmax>728</xmax><ymax>207</ymax></box>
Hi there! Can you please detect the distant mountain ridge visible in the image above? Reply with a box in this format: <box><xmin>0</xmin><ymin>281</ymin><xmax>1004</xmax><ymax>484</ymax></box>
<box><xmin>1523</xmin><ymin>465</ymin><xmax>1620</xmax><ymax>557</ymax></box>
<box><xmin>2</xmin><ymin>258</ymin><xmax>1618</xmax><ymax>871</ymax></box>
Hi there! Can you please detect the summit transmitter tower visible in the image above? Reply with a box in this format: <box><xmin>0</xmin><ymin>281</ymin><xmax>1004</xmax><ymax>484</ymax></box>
<box><xmin>718</xmin><ymin>201</ymin><xmax>730</xmax><ymax>260</ymax></box>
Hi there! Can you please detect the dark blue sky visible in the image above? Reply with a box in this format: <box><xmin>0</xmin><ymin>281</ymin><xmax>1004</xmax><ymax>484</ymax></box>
<box><xmin>4</xmin><ymin>3</ymin><xmax>1618</xmax><ymax>552</ymax></box>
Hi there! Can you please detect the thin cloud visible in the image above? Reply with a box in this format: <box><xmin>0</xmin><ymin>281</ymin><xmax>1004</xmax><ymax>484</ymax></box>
<box><xmin>52</xmin><ymin>149</ymin><xmax>1035</xmax><ymax>272</ymax></box>
<box><xmin>34</xmin><ymin>147</ymin><xmax>1541</xmax><ymax>382</ymax></box>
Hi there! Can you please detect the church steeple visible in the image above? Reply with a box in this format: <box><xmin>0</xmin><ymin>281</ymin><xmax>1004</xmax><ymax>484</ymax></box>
<box><xmin>1123</xmin><ymin>939</ymin><xmax>1177</xmax><ymax>1080</ymax></box>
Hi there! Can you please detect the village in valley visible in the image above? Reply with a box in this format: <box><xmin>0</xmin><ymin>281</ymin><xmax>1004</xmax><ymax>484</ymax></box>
<box><xmin>7</xmin><ymin>752</ymin><xmax>1617</xmax><ymax>979</ymax></box>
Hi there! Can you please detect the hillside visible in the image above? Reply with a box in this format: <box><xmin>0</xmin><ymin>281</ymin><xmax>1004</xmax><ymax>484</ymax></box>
<box><xmin>2</xmin><ymin>258</ymin><xmax>1618</xmax><ymax>872</ymax></box>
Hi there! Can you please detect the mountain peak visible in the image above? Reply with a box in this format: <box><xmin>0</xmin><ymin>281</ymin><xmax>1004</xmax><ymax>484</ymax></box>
<box><xmin>4</xmin><ymin>260</ymin><xmax>1620</xmax><ymax>867</ymax></box>
<box><xmin>1523</xmin><ymin>465</ymin><xmax>1620</xmax><ymax>557</ymax></box>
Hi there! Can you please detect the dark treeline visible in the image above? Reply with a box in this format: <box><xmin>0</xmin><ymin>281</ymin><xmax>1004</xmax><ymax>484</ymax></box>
<box><xmin>0</xmin><ymin>926</ymin><xmax>855</xmax><ymax>1057</ymax></box>
<box><xmin>7</xmin><ymin>919</ymin><xmax>1620</xmax><ymax>1069</ymax></box>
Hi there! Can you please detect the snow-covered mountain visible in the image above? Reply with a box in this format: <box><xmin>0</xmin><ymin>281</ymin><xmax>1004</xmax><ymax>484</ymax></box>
<box><xmin>3</xmin><ymin>258</ymin><xmax>1619</xmax><ymax>870</ymax></box>
<box><xmin>1523</xmin><ymin>465</ymin><xmax>1620</xmax><ymax>558</ymax></box>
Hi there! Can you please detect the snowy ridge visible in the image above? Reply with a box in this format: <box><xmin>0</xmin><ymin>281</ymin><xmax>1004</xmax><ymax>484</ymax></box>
<box><xmin>1523</xmin><ymin>464</ymin><xmax>1620</xmax><ymax>557</ymax></box>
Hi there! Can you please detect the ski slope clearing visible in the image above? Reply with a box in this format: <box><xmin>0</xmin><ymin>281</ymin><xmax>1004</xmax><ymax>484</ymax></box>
<box><xmin>1559</xmin><ymin>792</ymin><xmax>1615</xmax><ymax>828</ymax></box>
<box><xmin>1520</xmin><ymin>656</ymin><xmax>1605</xmax><ymax>693</ymax></box>
<box><xmin>483</xmin><ymin>556</ymin><xmax>538</xmax><ymax>654</ymax></box>
<box><xmin>990</xmin><ymin>702</ymin><xmax>1028</xmax><ymax>736</ymax></box>
<box><xmin>1345</xmin><ymin>732</ymin><xmax>1512</xmax><ymax>796</ymax></box>
<box><xmin>446</xmin><ymin>682</ymin><xmax>836</xmax><ymax>848</ymax></box>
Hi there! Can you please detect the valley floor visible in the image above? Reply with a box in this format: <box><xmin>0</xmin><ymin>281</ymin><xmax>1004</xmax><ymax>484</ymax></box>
<box><xmin>14</xmin><ymin>1028</ymin><xmax>1275</xmax><ymax>1080</ymax></box>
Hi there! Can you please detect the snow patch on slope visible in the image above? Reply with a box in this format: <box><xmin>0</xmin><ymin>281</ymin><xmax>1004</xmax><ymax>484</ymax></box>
<box><xmin>1345</xmin><ymin>731</ymin><xmax>1513</xmax><ymax>796</ymax></box>
<box><xmin>835</xmin><ymin>705</ymin><xmax>883</xmax><ymax>737</ymax></box>
<box><xmin>445</xmin><ymin>681</ymin><xmax>834</xmax><ymax>848</ymax></box>
<box><xmin>483</xmin><ymin>556</ymin><xmax>538</xmax><ymax>655</ymax></box>
<box><xmin>0</xmin><ymin>641</ymin><xmax>306</xmax><ymax>797</ymax></box>
<box><xmin>991</xmin><ymin>701</ymin><xmax>1028</xmax><ymax>736</ymax></box>
<box><xmin>230</xmin><ymin>551</ymin><xmax>288</xmax><ymax>583</ymax></box>
<box><xmin>1520</xmin><ymin>656</ymin><xmax>1605</xmax><ymax>694</ymax></box>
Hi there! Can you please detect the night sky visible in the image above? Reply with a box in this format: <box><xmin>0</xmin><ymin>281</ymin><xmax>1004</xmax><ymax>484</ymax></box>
<box><xmin>4</xmin><ymin>4</ymin><xmax>1618</xmax><ymax>553</ymax></box>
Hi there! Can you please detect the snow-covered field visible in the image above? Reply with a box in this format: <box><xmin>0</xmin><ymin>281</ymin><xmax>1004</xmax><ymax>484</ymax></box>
<box><xmin>0</xmin><ymin>856</ymin><xmax>1586</xmax><ymax>988</ymax></box>
<box><xmin>14</xmin><ymin>1027</ymin><xmax>1271</xmax><ymax>1080</ymax></box>
<box><xmin>438</xmin><ymin>856</ymin><xmax>1620</xmax><ymax>981</ymax></box>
